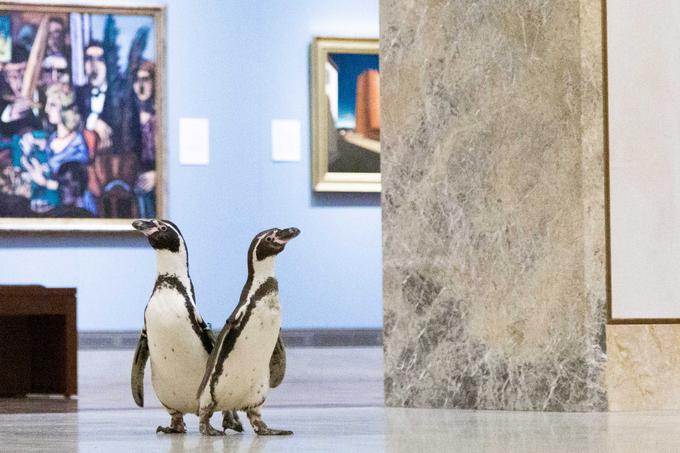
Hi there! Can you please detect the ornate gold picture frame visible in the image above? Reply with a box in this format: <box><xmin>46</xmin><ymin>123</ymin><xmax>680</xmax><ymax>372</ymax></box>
<box><xmin>311</xmin><ymin>37</ymin><xmax>380</xmax><ymax>192</ymax></box>
<box><xmin>0</xmin><ymin>2</ymin><xmax>165</xmax><ymax>232</ymax></box>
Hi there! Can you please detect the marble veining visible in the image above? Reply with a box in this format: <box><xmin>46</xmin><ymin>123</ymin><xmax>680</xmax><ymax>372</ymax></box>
<box><xmin>382</xmin><ymin>0</ymin><xmax>608</xmax><ymax>411</ymax></box>
<box><xmin>606</xmin><ymin>325</ymin><xmax>680</xmax><ymax>411</ymax></box>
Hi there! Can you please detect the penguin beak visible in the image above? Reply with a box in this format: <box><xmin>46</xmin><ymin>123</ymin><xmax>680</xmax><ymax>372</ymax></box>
<box><xmin>132</xmin><ymin>219</ymin><xmax>159</xmax><ymax>237</ymax></box>
<box><xmin>274</xmin><ymin>227</ymin><xmax>301</xmax><ymax>244</ymax></box>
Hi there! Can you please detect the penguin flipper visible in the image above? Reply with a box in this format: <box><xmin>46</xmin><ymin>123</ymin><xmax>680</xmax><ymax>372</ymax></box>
<box><xmin>269</xmin><ymin>330</ymin><xmax>286</xmax><ymax>388</ymax></box>
<box><xmin>198</xmin><ymin>316</ymin><xmax>217</xmax><ymax>351</ymax></box>
<box><xmin>131</xmin><ymin>329</ymin><xmax>149</xmax><ymax>407</ymax></box>
<box><xmin>197</xmin><ymin>319</ymin><xmax>234</xmax><ymax>400</ymax></box>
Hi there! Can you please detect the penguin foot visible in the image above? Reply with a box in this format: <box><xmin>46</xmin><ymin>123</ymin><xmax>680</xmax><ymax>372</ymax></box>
<box><xmin>254</xmin><ymin>427</ymin><xmax>294</xmax><ymax>436</ymax></box>
<box><xmin>246</xmin><ymin>405</ymin><xmax>293</xmax><ymax>436</ymax></box>
<box><xmin>222</xmin><ymin>410</ymin><xmax>244</xmax><ymax>433</ymax></box>
<box><xmin>156</xmin><ymin>410</ymin><xmax>186</xmax><ymax>434</ymax></box>
<box><xmin>155</xmin><ymin>425</ymin><xmax>186</xmax><ymax>434</ymax></box>
<box><xmin>198</xmin><ymin>402</ymin><xmax>224</xmax><ymax>436</ymax></box>
<box><xmin>199</xmin><ymin>422</ymin><xmax>225</xmax><ymax>437</ymax></box>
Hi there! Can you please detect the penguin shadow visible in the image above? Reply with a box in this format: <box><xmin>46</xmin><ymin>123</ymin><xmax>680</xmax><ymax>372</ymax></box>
<box><xmin>167</xmin><ymin>433</ymin><xmax>272</xmax><ymax>453</ymax></box>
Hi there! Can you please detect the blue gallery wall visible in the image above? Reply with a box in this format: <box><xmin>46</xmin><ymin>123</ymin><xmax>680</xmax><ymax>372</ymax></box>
<box><xmin>0</xmin><ymin>0</ymin><xmax>382</xmax><ymax>330</ymax></box>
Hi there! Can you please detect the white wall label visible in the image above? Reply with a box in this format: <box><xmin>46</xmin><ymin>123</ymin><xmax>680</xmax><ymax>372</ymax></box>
<box><xmin>179</xmin><ymin>118</ymin><xmax>210</xmax><ymax>165</ymax></box>
<box><xmin>271</xmin><ymin>119</ymin><xmax>301</xmax><ymax>162</ymax></box>
<box><xmin>608</xmin><ymin>2</ymin><xmax>680</xmax><ymax>320</ymax></box>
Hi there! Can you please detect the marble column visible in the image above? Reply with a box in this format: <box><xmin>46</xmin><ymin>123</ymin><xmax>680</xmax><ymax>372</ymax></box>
<box><xmin>381</xmin><ymin>0</ymin><xmax>608</xmax><ymax>411</ymax></box>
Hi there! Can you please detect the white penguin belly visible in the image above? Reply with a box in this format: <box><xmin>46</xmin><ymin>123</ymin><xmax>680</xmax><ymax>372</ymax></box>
<box><xmin>146</xmin><ymin>287</ymin><xmax>209</xmax><ymax>414</ymax></box>
<box><xmin>213</xmin><ymin>296</ymin><xmax>281</xmax><ymax>410</ymax></box>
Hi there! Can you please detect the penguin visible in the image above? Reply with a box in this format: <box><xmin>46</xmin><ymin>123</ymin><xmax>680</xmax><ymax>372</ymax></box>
<box><xmin>130</xmin><ymin>219</ymin><xmax>243</xmax><ymax>434</ymax></box>
<box><xmin>196</xmin><ymin>227</ymin><xmax>300</xmax><ymax>436</ymax></box>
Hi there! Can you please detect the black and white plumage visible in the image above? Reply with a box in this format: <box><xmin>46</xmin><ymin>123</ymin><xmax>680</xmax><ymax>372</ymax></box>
<box><xmin>196</xmin><ymin>227</ymin><xmax>300</xmax><ymax>436</ymax></box>
<box><xmin>130</xmin><ymin>219</ymin><xmax>241</xmax><ymax>434</ymax></box>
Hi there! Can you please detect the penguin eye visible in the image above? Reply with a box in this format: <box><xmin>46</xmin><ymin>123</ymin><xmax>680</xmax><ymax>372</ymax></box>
<box><xmin>159</xmin><ymin>225</ymin><xmax>167</xmax><ymax>232</ymax></box>
<box><xmin>266</xmin><ymin>237</ymin><xmax>273</xmax><ymax>242</ymax></box>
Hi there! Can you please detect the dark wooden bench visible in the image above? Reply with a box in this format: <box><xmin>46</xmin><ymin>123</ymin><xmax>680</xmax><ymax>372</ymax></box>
<box><xmin>0</xmin><ymin>286</ymin><xmax>77</xmax><ymax>397</ymax></box>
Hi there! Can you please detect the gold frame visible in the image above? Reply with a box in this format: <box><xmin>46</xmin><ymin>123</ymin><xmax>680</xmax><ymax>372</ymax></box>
<box><xmin>311</xmin><ymin>37</ymin><xmax>380</xmax><ymax>192</ymax></box>
<box><xmin>0</xmin><ymin>1</ymin><xmax>166</xmax><ymax>232</ymax></box>
<box><xmin>602</xmin><ymin>0</ymin><xmax>680</xmax><ymax>324</ymax></box>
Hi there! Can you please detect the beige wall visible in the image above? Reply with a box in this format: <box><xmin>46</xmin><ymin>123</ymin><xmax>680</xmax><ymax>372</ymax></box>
<box><xmin>607</xmin><ymin>325</ymin><xmax>680</xmax><ymax>410</ymax></box>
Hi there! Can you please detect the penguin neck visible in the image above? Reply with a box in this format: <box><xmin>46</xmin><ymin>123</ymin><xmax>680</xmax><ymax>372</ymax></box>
<box><xmin>250</xmin><ymin>256</ymin><xmax>277</xmax><ymax>291</ymax></box>
<box><xmin>155</xmin><ymin>246</ymin><xmax>192</xmax><ymax>291</ymax></box>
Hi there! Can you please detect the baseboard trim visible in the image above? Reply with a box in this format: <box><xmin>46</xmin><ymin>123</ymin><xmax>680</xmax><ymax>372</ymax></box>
<box><xmin>78</xmin><ymin>328</ymin><xmax>383</xmax><ymax>349</ymax></box>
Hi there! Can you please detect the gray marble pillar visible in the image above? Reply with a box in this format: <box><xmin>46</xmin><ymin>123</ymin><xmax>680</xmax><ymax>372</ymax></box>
<box><xmin>381</xmin><ymin>0</ymin><xmax>608</xmax><ymax>411</ymax></box>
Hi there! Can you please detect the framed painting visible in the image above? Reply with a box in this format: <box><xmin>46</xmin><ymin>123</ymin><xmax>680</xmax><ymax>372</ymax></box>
<box><xmin>0</xmin><ymin>2</ymin><xmax>164</xmax><ymax>231</ymax></box>
<box><xmin>311</xmin><ymin>37</ymin><xmax>380</xmax><ymax>192</ymax></box>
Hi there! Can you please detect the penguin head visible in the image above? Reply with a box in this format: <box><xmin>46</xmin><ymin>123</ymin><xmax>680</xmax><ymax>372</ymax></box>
<box><xmin>251</xmin><ymin>227</ymin><xmax>301</xmax><ymax>262</ymax></box>
<box><xmin>132</xmin><ymin>218</ymin><xmax>184</xmax><ymax>253</ymax></box>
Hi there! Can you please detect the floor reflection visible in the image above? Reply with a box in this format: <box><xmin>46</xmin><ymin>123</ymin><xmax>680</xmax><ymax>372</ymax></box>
<box><xmin>3</xmin><ymin>349</ymin><xmax>680</xmax><ymax>452</ymax></box>
<box><xmin>384</xmin><ymin>407</ymin><xmax>680</xmax><ymax>453</ymax></box>
<box><xmin>167</xmin><ymin>435</ymin><xmax>273</xmax><ymax>453</ymax></box>
<box><xmin>4</xmin><ymin>397</ymin><xmax>680</xmax><ymax>452</ymax></box>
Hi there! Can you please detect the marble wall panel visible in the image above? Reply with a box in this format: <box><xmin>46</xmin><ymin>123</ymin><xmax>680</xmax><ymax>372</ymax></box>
<box><xmin>382</xmin><ymin>0</ymin><xmax>608</xmax><ymax>411</ymax></box>
<box><xmin>606</xmin><ymin>325</ymin><xmax>680</xmax><ymax>411</ymax></box>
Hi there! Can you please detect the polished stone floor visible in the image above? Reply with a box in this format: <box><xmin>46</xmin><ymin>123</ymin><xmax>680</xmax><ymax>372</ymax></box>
<box><xmin>2</xmin><ymin>348</ymin><xmax>680</xmax><ymax>452</ymax></box>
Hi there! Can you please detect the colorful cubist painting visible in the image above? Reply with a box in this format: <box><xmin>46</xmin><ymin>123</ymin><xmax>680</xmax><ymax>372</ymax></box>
<box><xmin>0</xmin><ymin>7</ymin><xmax>162</xmax><ymax>227</ymax></box>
